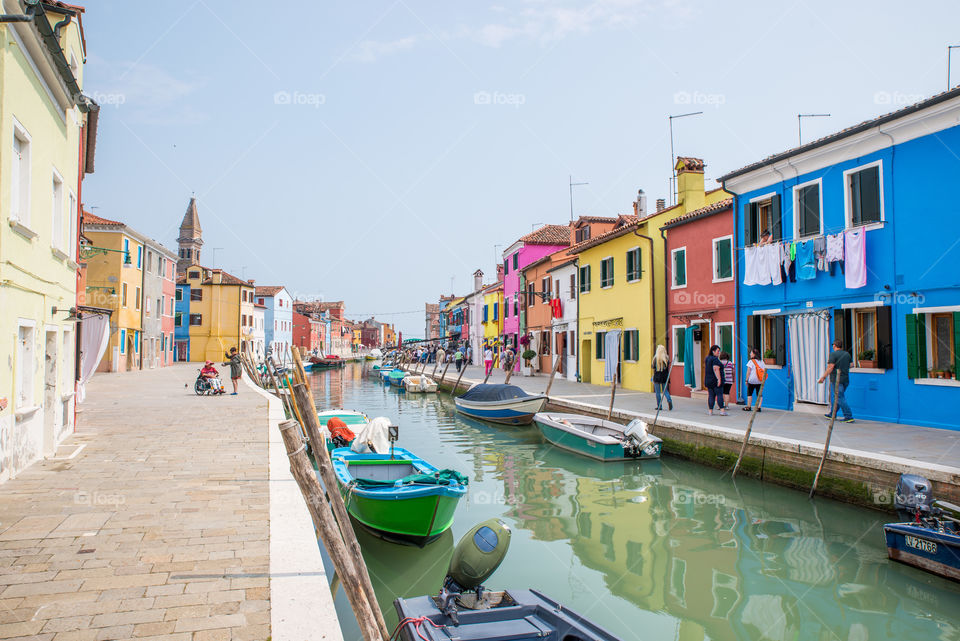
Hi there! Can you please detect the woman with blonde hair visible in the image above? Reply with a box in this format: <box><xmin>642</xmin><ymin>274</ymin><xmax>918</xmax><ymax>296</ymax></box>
<box><xmin>651</xmin><ymin>344</ymin><xmax>673</xmax><ymax>411</ymax></box>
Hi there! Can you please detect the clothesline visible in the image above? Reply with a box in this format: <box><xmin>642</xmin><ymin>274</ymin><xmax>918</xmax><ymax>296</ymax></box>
<box><xmin>734</xmin><ymin>223</ymin><xmax>880</xmax><ymax>252</ymax></box>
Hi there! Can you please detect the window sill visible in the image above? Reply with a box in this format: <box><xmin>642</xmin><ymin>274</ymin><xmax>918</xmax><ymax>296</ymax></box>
<box><xmin>672</xmin><ymin>284</ymin><xmax>687</xmax><ymax>290</ymax></box>
<box><xmin>764</xmin><ymin>364</ymin><xmax>784</xmax><ymax>370</ymax></box>
<box><xmin>14</xmin><ymin>405</ymin><xmax>40</xmax><ymax>419</ymax></box>
<box><xmin>66</xmin><ymin>259</ymin><xmax>79</xmax><ymax>270</ymax></box>
<box><xmin>626</xmin><ymin>277</ymin><xmax>642</xmax><ymax>284</ymax></box>
<box><xmin>850</xmin><ymin>221</ymin><xmax>885</xmax><ymax>233</ymax></box>
<box><xmin>851</xmin><ymin>367</ymin><xmax>886</xmax><ymax>374</ymax></box>
<box><xmin>913</xmin><ymin>378</ymin><xmax>960</xmax><ymax>387</ymax></box>
<box><xmin>51</xmin><ymin>247</ymin><xmax>70</xmax><ymax>261</ymax></box>
<box><xmin>601</xmin><ymin>285</ymin><xmax>613</xmax><ymax>290</ymax></box>
<box><xmin>9</xmin><ymin>219</ymin><xmax>38</xmax><ymax>240</ymax></box>
<box><xmin>61</xmin><ymin>392</ymin><xmax>75</xmax><ymax>401</ymax></box>
<box><xmin>712</xmin><ymin>277</ymin><xmax>734</xmax><ymax>284</ymax></box>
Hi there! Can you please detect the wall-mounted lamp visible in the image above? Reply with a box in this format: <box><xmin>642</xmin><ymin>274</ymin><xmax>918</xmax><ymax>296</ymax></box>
<box><xmin>51</xmin><ymin>306</ymin><xmax>80</xmax><ymax>321</ymax></box>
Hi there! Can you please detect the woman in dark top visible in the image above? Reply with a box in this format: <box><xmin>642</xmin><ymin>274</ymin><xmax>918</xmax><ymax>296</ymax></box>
<box><xmin>704</xmin><ymin>345</ymin><xmax>727</xmax><ymax>416</ymax></box>
<box><xmin>225</xmin><ymin>347</ymin><xmax>242</xmax><ymax>395</ymax></box>
<box><xmin>651</xmin><ymin>344</ymin><xmax>673</xmax><ymax>411</ymax></box>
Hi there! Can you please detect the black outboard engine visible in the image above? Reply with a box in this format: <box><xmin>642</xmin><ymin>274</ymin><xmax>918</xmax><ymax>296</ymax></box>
<box><xmin>894</xmin><ymin>473</ymin><xmax>933</xmax><ymax>521</ymax></box>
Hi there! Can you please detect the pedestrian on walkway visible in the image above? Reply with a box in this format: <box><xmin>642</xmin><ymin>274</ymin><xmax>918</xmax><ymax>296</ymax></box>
<box><xmin>705</xmin><ymin>345</ymin><xmax>727</xmax><ymax>416</ymax></box>
<box><xmin>743</xmin><ymin>348</ymin><xmax>765</xmax><ymax>412</ymax></box>
<box><xmin>454</xmin><ymin>348</ymin><xmax>464</xmax><ymax>372</ymax></box>
<box><xmin>466</xmin><ymin>345</ymin><xmax>473</xmax><ymax>365</ymax></box>
<box><xmin>503</xmin><ymin>347</ymin><xmax>515</xmax><ymax>373</ymax></box>
<box><xmin>818</xmin><ymin>339</ymin><xmax>854</xmax><ymax>423</ymax></box>
<box><xmin>651</xmin><ymin>344</ymin><xmax>673</xmax><ymax>411</ymax></box>
<box><xmin>484</xmin><ymin>346</ymin><xmax>494</xmax><ymax>377</ymax></box>
<box><xmin>720</xmin><ymin>351</ymin><xmax>735</xmax><ymax>406</ymax></box>
<box><xmin>225</xmin><ymin>347</ymin><xmax>242</xmax><ymax>395</ymax></box>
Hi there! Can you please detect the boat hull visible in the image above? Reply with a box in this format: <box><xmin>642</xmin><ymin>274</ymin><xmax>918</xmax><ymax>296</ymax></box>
<box><xmin>534</xmin><ymin>413</ymin><xmax>662</xmax><ymax>461</ymax></box>
<box><xmin>884</xmin><ymin>522</ymin><xmax>960</xmax><ymax>581</ymax></box>
<box><xmin>455</xmin><ymin>395</ymin><xmax>547</xmax><ymax>425</ymax></box>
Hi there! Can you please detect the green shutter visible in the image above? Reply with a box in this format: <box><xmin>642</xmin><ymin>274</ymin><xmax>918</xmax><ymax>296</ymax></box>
<box><xmin>637</xmin><ymin>247</ymin><xmax>643</xmax><ymax>279</ymax></box>
<box><xmin>774</xmin><ymin>316</ymin><xmax>786</xmax><ymax>365</ymax></box>
<box><xmin>905</xmin><ymin>314</ymin><xmax>928</xmax><ymax>379</ymax></box>
<box><xmin>744</xmin><ymin>202</ymin><xmax>755</xmax><ymax>245</ymax></box>
<box><xmin>675</xmin><ymin>251</ymin><xmax>686</xmax><ymax>286</ymax></box>
<box><xmin>626</xmin><ymin>250</ymin><xmax>633</xmax><ymax>280</ymax></box>
<box><xmin>954</xmin><ymin>312</ymin><xmax>960</xmax><ymax>376</ymax></box>
<box><xmin>850</xmin><ymin>171</ymin><xmax>862</xmax><ymax>226</ymax></box>
<box><xmin>877</xmin><ymin>307</ymin><xmax>892</xmax><ymax>370</ymax></box>
<box><xmin>770</xmin><ymin>193</ymin><xmax>782</xmax><ymax>241</ymax></box>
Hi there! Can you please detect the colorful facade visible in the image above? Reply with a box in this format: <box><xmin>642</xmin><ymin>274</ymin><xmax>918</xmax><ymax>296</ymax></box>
<box><xmin>481</xmin><ymin>282</ymin><xmax>504</xmax><ymax>360</ymax></box>
<box><xmin>721</xmin><ymin>88</ymin><xmax>960</xmax><ymax>429</ymax></box>
<box><xmin>174</xmin><ymin>283</ymin><xmax>190</xmax><ymax>361</ymax></box>
<box><xmin>548</xmin><ymin>258</ymin><xmax>579</xmax><ymax>380</ymax></box>
<box><xmin>521</xmin><ymin>250</ymin><xmax>570</xmax><ymax>373</ymax></box>
<box><xmin>256</xmin><ymin>286</ymin><xmax>292</xmax><ymax>362</ymax></box>
<box><xmin>182</xmin><ymin>265</ymin><xmax>255</xmax><ymax>363</ymax></box>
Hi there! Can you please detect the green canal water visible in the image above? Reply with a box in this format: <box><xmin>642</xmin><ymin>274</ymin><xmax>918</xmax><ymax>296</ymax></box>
<box><xmin>308</xmin><ymin>363</ymin><xmax>960</xmax><ymax>641</ymax></box>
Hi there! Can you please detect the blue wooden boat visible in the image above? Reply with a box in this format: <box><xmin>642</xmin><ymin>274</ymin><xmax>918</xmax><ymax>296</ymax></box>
<box><xmin>884</xmin><ymin>522</ymin><xmax>960</xmax><ymax>581</ymax></box>
<box><xmin>454</xmin><ymin>384</ymin><xmax>546</xmax><ymax>425</ymax></box>
<box><xmin>533</xmin><ymin>413</ymin><xmax>662</xmax><ymax>461</ymax></box>
<box><xmin>387</xmin><ymin>369</ymin><xmax>407</xmax><ymax>388</ymax></box>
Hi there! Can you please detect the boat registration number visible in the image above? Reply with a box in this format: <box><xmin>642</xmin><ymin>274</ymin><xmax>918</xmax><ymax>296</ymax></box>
<box><xmin>904</xmin><ymin>535</ymin><xmax>937</xmax><ymax>554</ymax></box>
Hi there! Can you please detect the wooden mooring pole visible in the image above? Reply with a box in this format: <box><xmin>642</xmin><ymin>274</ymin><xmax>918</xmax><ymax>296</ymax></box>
<box><xmin>544</xmin><ymin>355</ymin><xmax>564</xmax><ymax>397</ymax></box>
<box><xmin>276</xmin><ymin>420</ymin><xmax>384</xmax><ymax>641</ymax></box>
<box><xmin>731</xmin><ymin>379</ymin><xmax>766</xmax><ymax>479</ymax></box>
<box><xmin>810</xmin><ymin>376</ymin><xmax>842</xmax><ymax>499</ymax></box>
<box><xmin>452</xmin><ymin>362</ymin><xmax>468</xmax><ymax>395</ymax></box>
<box><xmin>438</xmin><ymin>361</ymin><xmax>451</xmax><ymax>385</ymax></box>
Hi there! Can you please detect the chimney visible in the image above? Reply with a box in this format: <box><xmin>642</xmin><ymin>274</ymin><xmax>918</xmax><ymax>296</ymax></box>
<box><xmin>675</xmin><ymin>157</ymin><xmax>705</xmax><ymax>211</ymax></box>
<box><xmin>474</xmin><ymin>269</ymin><xmax>483</xmax><ymax>292</ymax></box>
<box><xmin>635</xmin><ymin>189</ymin><xmax>646</xmax><ymax>218</ymax></box>
<box><xmin>656</xmin><ymin>198</ymin><xmax>666</xmax><ymax>212</ymax></box>
<box><xmin>496</xmin><ymin>264</ymin><xmax>504</xmax><ymax>281</ymax></box>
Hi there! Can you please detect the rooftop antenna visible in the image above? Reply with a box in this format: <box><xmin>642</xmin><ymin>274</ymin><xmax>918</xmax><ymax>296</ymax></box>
<box><xmin>798</xmin><ymin>113</ymin><xmax>831</xmax><ymax>146</ymax></box>
<box><xmin>211</xmin><ymin>247</ymin><xmax>224</xmax><ymax>269</ymax></box>
<box><xmin>569</xmin><ymin>175</ymin><xmax>589</xmax><ymax>221</ymax></box>
<box><xmin>669</xmin><ymin>111</ymin><xmax>702</xmax><ymax>205</ymax></box>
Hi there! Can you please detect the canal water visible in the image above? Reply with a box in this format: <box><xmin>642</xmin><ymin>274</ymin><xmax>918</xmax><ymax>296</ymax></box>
<box><xmin>308</xmin><ymin>363</ymin><xmax>960</xmax><ymax>641</ymax></box>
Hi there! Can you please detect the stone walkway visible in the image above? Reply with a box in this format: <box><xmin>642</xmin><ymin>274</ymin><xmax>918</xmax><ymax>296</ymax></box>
<box><xmin>0</xmin><ymin>365</ymin><xmax>270</xmax><ymax>641</ymax></box>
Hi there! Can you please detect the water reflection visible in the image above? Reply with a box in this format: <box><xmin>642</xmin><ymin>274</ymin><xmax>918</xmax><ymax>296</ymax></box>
<box><xmin>311</xmin><ymin>364</ymin><xmax>960</xmax><ymax>641</ymax></box>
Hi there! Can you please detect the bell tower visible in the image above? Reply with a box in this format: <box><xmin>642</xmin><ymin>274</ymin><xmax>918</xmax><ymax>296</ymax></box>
<box><xmin>176</xmin><ymin>197</ymin><xmax>203</xmax><ymax>274</ymax></box>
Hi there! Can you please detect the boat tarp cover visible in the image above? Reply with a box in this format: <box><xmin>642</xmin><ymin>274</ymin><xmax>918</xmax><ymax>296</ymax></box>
<box><xmin>352</xmin><ymin>469</ymin><xmax>468</xmax><ymax>489</ymax></box>
<box><xmin>459</xmin><ymin>384</ymin><xmax>532</xmax><ymax>402</ymax></box>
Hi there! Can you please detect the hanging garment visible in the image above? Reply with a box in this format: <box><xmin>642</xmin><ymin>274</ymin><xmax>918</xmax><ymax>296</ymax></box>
<box><xmin>604</xmin><ymin>329</ymin><xmax>621</xmax><ymax>383</ymax></box>
<box><xmin>765</xmin><ymin>244</ymin><xmax>783</xmax><ymax>285</ymax></box>
<box><xmin>683</xmin><ymin>327</ymin><xmax>696</xmax><ymax>387</ymax></box>
<box><xmin>813</xmin><ymin>236</ymin><xmax>828</xmax><ymax>271</ymax></box>
<box><xmin>796</xmin><ymin>240</ymin><xmax>817</xmax><ymax>280</ymax></box>
<box><xmin>826</xmin><ymin>233</ymin><xmax>844</xmax><ymax>263</ymax></box>
<box><xmin>743</xmin><ymin>245</ymin><xmax>763</xmax><ymax>286</ymax></box>
<box><xmin>551</xmin><ymin>299</ymin><xmax>563</xmax><ymax>319</ymax></box>
<box><xmin>844</xmin><ymin>228</ymin><xmax>867</xmax><ymax>288</ymax></box>
<box><xmin>787</xmin><ymin>313</ymin><xmax>830</xmax><ymax>405</ymax></box>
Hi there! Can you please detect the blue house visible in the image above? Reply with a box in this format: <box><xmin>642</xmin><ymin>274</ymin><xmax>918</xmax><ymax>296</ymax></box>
<box><xmin>174</xmin><ymin>282</ymin><xmax>190</xmax><ymax>361</ymax></box>
<box><xmin>720</xmin><ymin>88</ymin><xmax>960</xmax><ymax>430</ymax></box>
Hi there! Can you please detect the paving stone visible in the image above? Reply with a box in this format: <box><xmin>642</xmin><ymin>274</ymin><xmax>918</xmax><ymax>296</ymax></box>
<box><xmin>41</xmin><ymin>616</ymin><xmax>95</xmax><ymax>633</ymax></box>
<box><xmin>172</xmin><ymin>614</ymin><xmax>245</xmax><ymax>633</ymax></box>
<box><xmin>130</xmin><ymin>621</ymin><xmax>176</xmax><ymax>637</ymax></box>
<box><xmin>192</xmin><ymin>628</ymin><xmax>231</xmax><ymax>641</ymax></box>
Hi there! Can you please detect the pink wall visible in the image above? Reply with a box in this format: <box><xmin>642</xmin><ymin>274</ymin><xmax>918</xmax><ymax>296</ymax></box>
<box><xmin>161</xmin><ymin>258</ymin><xmax>176</xmax><ymax>365</ymax></box>
<box><xmin>503</xmin><ymin>243</ymin><xmax>567</xmax><ymax>337</ymax></box>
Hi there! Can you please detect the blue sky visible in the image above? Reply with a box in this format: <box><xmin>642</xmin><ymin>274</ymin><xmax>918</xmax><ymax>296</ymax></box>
<box><xmin>83</xmin><ymin>0</ymin><xmax>960</xmax><ymax>338</ymax></box>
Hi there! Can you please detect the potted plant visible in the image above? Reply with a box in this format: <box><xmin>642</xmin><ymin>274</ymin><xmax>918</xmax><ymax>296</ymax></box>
<box><xmin>858</xmin><ymin>349</ymin><xmax>876</xmax><ymax>369</ymax></box>
<box><xmin>521</xmin><ymin>349</ymin><xmax>537</xmax><ymax>376</ymax></box>
<box><xmin>763</xmin><ymin>349</ymin><xmax>777</xmax><ymax>366</ymax></box>
<box><xmin>948</xmin><ymin>365</ymin><xmax>956</xmax><ymax>380</ymax></box>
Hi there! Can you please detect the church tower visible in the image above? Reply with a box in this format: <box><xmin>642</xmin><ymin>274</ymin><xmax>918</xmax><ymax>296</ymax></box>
<box><xmin>176</xmin><ymin>197</ymin><xmax>203</xmax><ymax>274</ymax></box>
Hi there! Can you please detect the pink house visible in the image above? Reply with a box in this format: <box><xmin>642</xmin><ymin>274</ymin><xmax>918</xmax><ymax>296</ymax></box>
<box><xmin>501</xmin><ymin>225</ymin><xmax>570</xmax><ymax>362</ymax></box>
<box><xmin>161</xmin><ymin>256</ymin><xmax>176</xmax><ymax>365</ymax></box>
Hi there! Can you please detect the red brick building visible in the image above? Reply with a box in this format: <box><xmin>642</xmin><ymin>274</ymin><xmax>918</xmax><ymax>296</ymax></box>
<box><xmin>661</xmin><ymin>198</ymin><xmax>736</xmax><ymax>398</ymax></box>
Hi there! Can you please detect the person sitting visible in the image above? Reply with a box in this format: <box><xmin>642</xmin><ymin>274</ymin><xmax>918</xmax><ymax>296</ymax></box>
<box><xmin>200</xmin><ymin>361</ymin><xmax>224</xmax><ymax>394</ymax></box>
<box><xmin>758</xmin><ymin>230</ymin><xmax>773</xmax><ymax>246</ymax></box>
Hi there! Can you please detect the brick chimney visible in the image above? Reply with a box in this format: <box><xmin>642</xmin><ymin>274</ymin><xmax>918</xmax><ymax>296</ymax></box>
<box><xmin>496</xmin><ymin>264</ymin><xmax>504</xmax><ymax>281</ymax></box>
<box><xmin>473</xmin><ymin>269</ymin><xmax>484</xmax><ymax>293</ymax></box>
<box><xmin>656</xmin><ymin>198</ymin><xmax>666</xmax><ymax>212</ymax></box>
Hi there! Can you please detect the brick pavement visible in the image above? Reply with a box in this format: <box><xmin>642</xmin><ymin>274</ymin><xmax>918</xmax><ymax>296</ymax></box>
<box><xmin>0</xmin><ymin>365</ymin><xmax>270</xmax><ymax>641</ymax></box>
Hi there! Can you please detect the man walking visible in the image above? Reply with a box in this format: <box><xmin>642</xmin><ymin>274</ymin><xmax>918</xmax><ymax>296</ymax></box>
<box><xmin>818</xmin><ymin>339</ymin><xmax>854</xmax><ymax>423</ymax></box>
<box><xmin>454</xmin><ymin>347</ymin><xmax>464</xmax><ymax>373</ymax></box>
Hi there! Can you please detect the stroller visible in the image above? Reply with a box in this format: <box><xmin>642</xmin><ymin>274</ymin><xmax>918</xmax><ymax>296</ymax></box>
<box><xmin>195</xmin><ymin>368</ymin><xmax>225</xmax><ymax>395</ymax></box>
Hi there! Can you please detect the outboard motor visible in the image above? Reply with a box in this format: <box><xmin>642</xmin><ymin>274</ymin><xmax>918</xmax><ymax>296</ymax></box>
<box><xmin>437</xmin><ymin>519</ymin><xmax>511</xmax><ymax>624</ymax></box>
<box><xmin>623</xmin><ymin>419</ymin><xmax>663</xmax><ymax>458</ymax></box>
<box><xmin>894</xmin><ymin>473</ymin><xmax>933</xmax><ymax>521</ymax></box>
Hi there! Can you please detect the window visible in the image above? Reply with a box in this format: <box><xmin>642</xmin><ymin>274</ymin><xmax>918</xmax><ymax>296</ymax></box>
<box><xmin>847</xmin><ymin>163</ymin><xmax>882</xmax><ymax>227</ymax></box>
<box><xmin>136</xmin><ymin>246</ymin><xmax>142</xmax><ymax>269</ymax></box>
<box><xmin>906</xmin><ymin>311</ymin><xmax>960</xmax><ymax>379</ymax></box>
<box><xmin>189</xmin><ymin>314</ymin><xmax>203</xmax><ymax>326</ymax></box>
<box><xmin>513</xmin><ymin>296</ymin><xmax>518</xmax><ymax>316</ymax></box>
<box><xmin>540</xmin><ymin>331</ymin><xmax>550</xmax><ymax>355</ymax></box>
<box><xmin>672</xmin><ymin>326</ymin><xmax>686</xmax><ymax>364</ymax></box>
<box><xmin>257</xmin><ymin>298</ymin><xmax>264</xmax><ymax>305</ymax></box>
<box><xmin>121</xmin><ymin>283</ymin><xmax>128</xmax><ymax>307</ymax></box>
<box><xmin>145</xmin><ymin>298</ymin><xmax>151</xmax><ymax>315</ymax></box>
<box><xmin>51</xmin><ymin>170</ymin><xmax>64</xmax><ymax>250</ymax></box>
<box><xmin>156</xmin><ymin>298</ymin><xmax>161</xmax><ymax>316</ymax></box>
<box><xmin>189</xmin><ymin>270</ymin><xmax>201</xmax><ymax>280</ymax></box>
<box><xmin>503</xmin><ymin>259</ymin><xmax>509</xmax><ymax>275</ymax></box>
<box><xmin>135</xmin><ymin>287</ymin><xmax>141</xmax><ymax>310</ymax></box>
<box><xmin>175</xmin><ymin>312</ymin><xmax>184</xmax><ymax>327</ymax></box>
<box><xmin>541</xmin><ymin>277</ymin><xmax>550</xmax><ymax>302</ymax></box>
<box><xmin>836</xmin><ymin>306</ymin><xmax>892</xmax><ymax>369</ymax></box>
<box><xmin>569</xmin><ymin>330</ymin><xmax>576</xmax><ymax>356</ymax></box>
<box><xmin>11</xmin><ymin>121</ymin><xmax>31</xmax><ymax>225</ymax></box>
<box><xmin>124</xmin><ymin>239</ymin><xmax>130</xmax><ymax>265</ymax></box>
<box><xmin>526</xmin><ymin>282</ymin><xmax>535</xmax><ymax>308</ymax></box>
<box><xmin>190</xmin><ymin>289</ymin><xmax>203</xmax><ymax>301</ymax></box>
<box><xmin>716</xmin><ymin>323</ymin><xmax>734</xmax><ymax>359</ymax></box>
<box><xmin>169</xmin><ymin>299</ymin><xmax>174</xmax><ymax>315</ymax></box>
<box><xmin>595</xmin><ymin>331</ymin><xmax>605</xmax><ymax>360</ymax></box>
<box><xmin>569</xmin><ymin>274</ymin><xmax>576</xmax><ymax>299</ymax></box>
<box><xmin>512</xmin><ymin>253</ymin><xmax>518</xmax><ymax>270</ymax></box>
<box><xmin>672</xmin><ymin>248</ymin><xmax>687</xmax><ymax>288</ymax></box>
<box><xmin>120</xmin><ymin>329</ymin><xmax>126</xmax><ymax>354</ymax></box>
<box><xmin>712</xmin><ymin>237</ymin><xmax>733</xmax><ymax>282</ymax></box>
<box><xmin>482</xmin><ymin>305</ymin><xmax>488</xmax><ymax>322</ymax></box>
<box><xmin>600</xmin><ymin>257</ymin><xmax>614</xmax><ymax>288</ymax></box>
<box><xmin>623</xmin><ymin>329</ymin><xmax>639</xmax><ymax>361</ymax></box>
<box><xmin>579</xmin><ymin>265</ymin><xmax>591</xmax><ymax>293</ymax></box>
<box><xmin>626</xmin><ymin>247</ymin><xmax>642</xmax><ymax>282</ymax></box>
<box><xmin>16</xmin><ymin>324</ymin><xmax>35</xmax><ymax>407</ymax></box>
<box><xmin>746</xmin><ymin>314</ymin><xmax>786</xmax><ymax>365</ymax></box>
<box><xmin>795</xmin><ymin>180</ymin><xmax>822</xmax><ymax>238</ymax></box>
<box><xmin>146</xmin><ymin>251</ymin><xmax>153</xmax><ymax>273</ymax></box>
<box><xmin>175</xmin><ymin>289</ymin><xmax>183</xmax><ymax>301</ymax></box>
<box><xmin>493</xmin><ymin>302</ymin><xmax>499</xmax><ymax>321</ymax></box>
<box><xmin>575</xmin><ymin>225</ymin><xmax>591</xmax><ymax>243</ymax></box>
<box><xmin>744</xmin><ymin>194</ymin><xmax>781</xmax><ymax>245</ymax></box>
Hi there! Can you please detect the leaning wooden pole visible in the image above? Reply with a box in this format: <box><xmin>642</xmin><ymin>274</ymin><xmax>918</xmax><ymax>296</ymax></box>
<box><xmin>810</xmin><ymin>376</ymin><xmax>842</xmax><ymax>499</ymax></box>
<box><xmin>544</xmin><ymin>355</ymin><xmax>564</xmax><ymax>397</ymax></box>
<box><xmin>452</xmin><ymin>362</ymin><xmax>468</xmax><ymax>395</ymax></box>
<box><xmin>290</xmin><ymin>385</ymin><xmax>388</xmax><ymax>639</ymax></box>
<box><xmin>438</xmin><ymin>361</ymin><xmax>451</xmax><ymax>385</ymax></box>
<box><xmin>276</xmin><ymin>420</ymin><xmax>384</xmax><ymax>641</ymax></box>
<box><xmin>731</xmin><ymin>379</ymin><xmax>766</xmax><ymax>479</ymax></box>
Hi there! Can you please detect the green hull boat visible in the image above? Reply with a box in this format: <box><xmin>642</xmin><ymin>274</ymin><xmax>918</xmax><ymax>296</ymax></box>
<box><xmin>332</xmin><ymin>447</ymin><xmax>468</xmax><ymax>546</ymax></box>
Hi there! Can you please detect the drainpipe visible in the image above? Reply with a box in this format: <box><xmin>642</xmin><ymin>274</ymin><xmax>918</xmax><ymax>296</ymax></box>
<box><xmin>575</xmin><ymin>257</ymin><xmax>580</xmax><ymax>382</ymax></box>
<box><xmin>632</xmin><ymin>226</ymin><xmax>657</xmax><ymax>366</ymax></box>
<box><xmin>52</xmin><ymin>13</ymin><xmax>70</xmax><ymax>37</ymax></box>
<box><xmin>0</xmin><ymin>0</ymin><xmax>39</xmax><ymax>22</ymax></box>
<box><xmin>722</xmin><ymin>180</ymin><xmax>743</xmax><ymax>400</ymax></box>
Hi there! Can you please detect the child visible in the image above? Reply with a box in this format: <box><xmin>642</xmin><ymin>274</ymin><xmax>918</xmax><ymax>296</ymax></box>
<box><xmin>720</xmin><ymin>352</ymin><xmax>735</xmax><ymax>407</ymax></box>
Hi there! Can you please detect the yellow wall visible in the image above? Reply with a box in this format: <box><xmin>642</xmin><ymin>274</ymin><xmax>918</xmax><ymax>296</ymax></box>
<box><xmin>482</xmin><ymin>290</ymin><xmax>503</xmax><ymax>344</ymax></box>
<box><xmin>182</xmin><ymin>266</ymin><xmax>254</xmax><ymax>363</ymax></box>
<box><xmin>577</xmin><ymin>184</ymin><xmax>728</xmax><ymax>391</ymax></box>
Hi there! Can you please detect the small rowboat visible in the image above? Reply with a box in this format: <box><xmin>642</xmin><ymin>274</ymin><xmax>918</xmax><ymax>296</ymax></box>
<box><xmin>317</xmin><ymin>409</ymin><xmax>368</xmax><ymax>428</ymax></box>
<box><xmin>533</xmin><ymin>413</ymin><xmax>662</xmax><ymax>461</ymax></box>
<box><xmin>332</xmin><ymin>447</ymin><xmax>468</xmax><ymax>546</ymax></box>
<box><xmin>309</xmin><ymin>355</ymin><xmax>345</xmax><ymax>369</ymax></box>
<box><xmin>454</xmin><ymin>384</ymin><xmax>546</xmax><ymax>425</ymax></box>
<box><xmin>403</xmin><ymin>375</ymin><xmax>437</xmax><ymax>393</ymax></box>
<box><xmin>387</xmin><ymin>369</ymin><xmax>407</xmax><ymax>388</ymax></box>
<box><xmin>884</xmin><ymin>521</ymin><xmax>960</xmax><ymax>581</ymax></box>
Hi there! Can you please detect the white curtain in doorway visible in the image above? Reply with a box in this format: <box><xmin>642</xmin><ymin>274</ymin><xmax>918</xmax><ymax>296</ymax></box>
<box><xmin>788</xmin><ymin>313</ymin><xmax>829</xmax><ymax>405</ymax></box>
<box><xmin>77</xmin><ymin>312</ymin><xmax>111</xmax><ymax>403</ymax></box>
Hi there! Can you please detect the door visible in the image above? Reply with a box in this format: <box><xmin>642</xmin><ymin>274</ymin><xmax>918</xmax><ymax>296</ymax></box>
<box><xmin>581</xmin><ymin>339</ymin><xmax>592</xmax><ymax>383</ymax></box>
<box><xmin>788</xmin><ymin>313</ymin><xmax>829</xmax><ymax>404</ymax></box>
<box><xmin>43</xmin><ymin>331</ymin><xmax>58</xmax><ymax>456</ymax></box>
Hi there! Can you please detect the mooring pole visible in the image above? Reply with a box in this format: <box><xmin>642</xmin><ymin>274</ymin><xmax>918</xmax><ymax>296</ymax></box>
<box><xmin>810</xmin><ymin>376</ymin><xmax>842</xmax><ymax>499</ymax></box>
<box><xmin>731</xmin><ymin>379</ymin><xmax>766</xmax><ymax>479</ymax></box>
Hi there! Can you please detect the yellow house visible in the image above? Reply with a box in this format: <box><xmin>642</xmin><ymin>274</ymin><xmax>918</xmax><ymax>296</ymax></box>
<box><xmin>572</xmin><ymin>159</ymin><xmax>728</xmax><ymax>390</ymax></box>
<box><xmin>0</xmin><ymin>2</ymin><xmax>95</xmax><ymax>479</ymax></box>
<box><xmin>83</xmin><ymin>214</ymin><xmax>147</xmax><ymax>372</ymax></box>
<box><xmin>180</xmin><ymin>264</ymin><xmax>255</xmax><ymax>362</ymax></box>
<box><xmin>481</xmin><ymin>283</ymin><xmax>503</xmax><ymax>359</ymax></box>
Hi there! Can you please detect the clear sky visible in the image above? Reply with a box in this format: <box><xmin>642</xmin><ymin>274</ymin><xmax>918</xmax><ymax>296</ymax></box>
<box><xmin>83</xmin><ymin>1</ymin><xmax>960</xmax><ymax>338</ymax></box>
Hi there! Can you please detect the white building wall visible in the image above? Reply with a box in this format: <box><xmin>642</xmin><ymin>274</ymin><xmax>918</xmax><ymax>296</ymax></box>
<box><xmin>551</xmin><ymin>263</ymin><xmax>579</xmax><ymax>380</ymax></box>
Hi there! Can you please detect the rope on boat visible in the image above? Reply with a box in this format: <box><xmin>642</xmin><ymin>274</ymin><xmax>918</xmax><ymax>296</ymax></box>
<box><xmin>390</xmin><ymin>615</ymin><xmax>444</xmax><ymax>641</ymax></box>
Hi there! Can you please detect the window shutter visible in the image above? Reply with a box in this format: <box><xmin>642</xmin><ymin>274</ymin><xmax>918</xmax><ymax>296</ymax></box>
<box><xmin>770</xmin><ymin>194</ymin><xmax>782</xmax><ymax>241</ymax></box>
<box><xmin>774</xmin><ymin>316</ymin><xmax>786</xmax><ymax>365</ymax></box>
<box><xmin>638</xmin><ymin>247</ymin><xmax>643</xmax><ymax>279</ymax></box>
<box><xmin>626</xmin><ymin>250</ymin><xmax>633</xmax><ymax>279</ymax></box>
<box><xmin>850</xmin><ymin>172</ymin><xmax>862</xmax><ymax>226</ymax></box>
<box><xmin>877</xmin><ymin>307</ymin><xmax>893</xmax><ymax>370</ymax></box>
<box><xmin>744</xmin><ymin>202</ymin><xmax>755</xmax><ymax>245</ymax></box>
<box><xmin>609</xmin><ymin>258</ymin><xmax>614</xmax><ymax>285</ymax></box>
<box><xmin>747</xmin><ymin>316</ymin><xmax>756</xmax><ymax>354</ymax></box>
<box><xmin>954</xmin><ymin>312</ymin><xmax>960</xmax><ymax>376</ymax></box>
<box><xmin>905</xmin><ymin>314</ymin><xmax>920</xmax><ymax>379</ymax></box>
